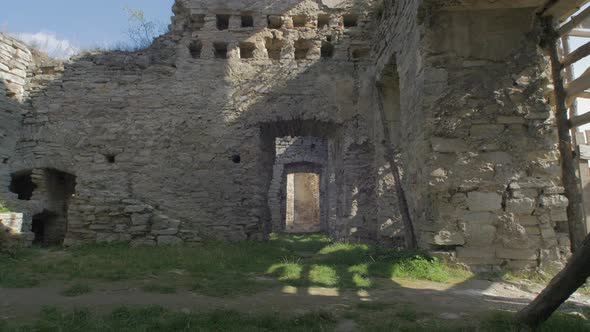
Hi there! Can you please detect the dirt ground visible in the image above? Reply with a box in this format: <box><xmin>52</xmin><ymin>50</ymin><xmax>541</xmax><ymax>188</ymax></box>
<box><xmin>2</xmin><ymin>277</ymin><xmax>589</xmax><ymax>323</ymax></box>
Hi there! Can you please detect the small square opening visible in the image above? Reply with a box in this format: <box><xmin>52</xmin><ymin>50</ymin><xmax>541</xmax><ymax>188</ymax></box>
<box><xmin>190</xmin><ymin>14</ymin><xmax>206</xmax><ymax>30</ymax></box>
<box><xmin>217</xmin><ymin>14</ymin><xmax>230</xmax><ymax>30</ymax></box>
<box><xmin>189</xmin><ymin>40</ymin><xmax>203</xmax><ymax>59</ymax></box>
<box><xmin>240</xmin><ymin>42</ymin><xmax>256</xmax><ymax>59</ymax></box>
<box><xmin>268</xmin><ymin>15</ymin><xmax>283</xmax><ymax>29</ymax></box>
<box><xmin>343</xmin><ymin>14</ymin><xmax>358</xmax><ymax>27</ymax></box>
<box><xmin>292</xmin><ymin>15</ymin><xmax>307</xmax><ymax>28</ymax></box>
<box><xmin>321</xmin><ymin>42</ymin><xmax>334</xmax><ymax>58</ymax></box>
<box><xmin>214</xmin><ymin>42</ymin><xmax>228</xmax><ymax>59</ymax></box>
<box><xmin>241</xmin><ymin>14</ymin><xmax>254</xmax><ymax>28</ymax></box>
<box><xmin>294</xmin><ymin>39</ymin><xmax>310</xmax><ymax>60</ymax></box>
<box><xmin>318</xmin><ymin>14</ymin><xmax>330</xmax><ymax>28</ymax></box>
<box><xmin>351</xmin><ymin>48</ymin><xmax>369</xmax><ymax>60</ymax></box>
<box><xmin>265</xmin><ymin>37</ymin><xmax>284</xmax><ymax>60</ymax></box>
<box><xmin>105</xmin><ymin>154</ymin><xmax>116</xmax><ymax>164</ymax></box>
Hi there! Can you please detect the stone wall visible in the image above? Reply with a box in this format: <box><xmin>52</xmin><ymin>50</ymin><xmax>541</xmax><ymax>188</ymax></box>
<box><xmin>370</xmin><ymin>1</ymin><xmax>569</xmax><ymax>270</ymax></box>
<box><xmin>268</xmin><ymin>136</ymin><xmax>329</xmax><ymax>233</ymax></box>
<box><xmin>0</xmin><ymin>33</ymin><xmax>32</xmax><ymax>244</ymax></box>
<box><xmin>5</xmin><ymin>0</ymin><xmax>383</xmax><ymax>247</ymax></box>
<box><xmin>0</xmin><ymin>0</ymin><xmax>575</xmax><ymax>269</ymax></box>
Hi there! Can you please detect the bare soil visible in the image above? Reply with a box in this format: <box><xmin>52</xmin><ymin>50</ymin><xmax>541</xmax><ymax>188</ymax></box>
<box><xmin>2</xmin><ymin>277</ymin><xmax>589</xmax><ymax>322</ymax></box>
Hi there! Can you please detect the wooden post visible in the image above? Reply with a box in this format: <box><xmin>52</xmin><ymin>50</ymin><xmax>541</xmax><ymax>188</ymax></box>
<box><xmin>515</xmin><ymin>16</ymin><xmax>590</xmax><ymax>329</ymax></box>
<box><xmin>375</xmin><ymin>87</ymin><xmax>417</xmax><ymax>249</ymax></box>
<box><xmin>544</xmin><ymin>17</ymin><xmax>587</xmax><ymax>252</ymax></box>
<box><xmin>516</xmin><ymin>234</ymin><xmax>590</xmax><ymax>328</ymax></box>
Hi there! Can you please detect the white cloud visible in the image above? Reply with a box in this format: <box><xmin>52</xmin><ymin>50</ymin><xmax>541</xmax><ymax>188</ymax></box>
<box><xmin>11</xmin><ymin>31</ymin><xmax>79</xmax><ymax>60</ymax></box>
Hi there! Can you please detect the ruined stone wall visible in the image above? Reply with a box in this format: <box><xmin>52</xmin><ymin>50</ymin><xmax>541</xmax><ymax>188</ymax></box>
<box><xmin>7</xmin><ymin>0</ymin><xmax>383</xmax><ymax>247</ymax></box>
<box><xmin>371</xmin><ymin>1</ymin><xmax>568</xmax><ymax>270</ymax></box>
<box><xmin>0</xmin><ymin>34</ymin><xmax>32</xmax><ymax>240</ymax></box>
<box><xmin>1</xmin><ymin>0</ymin><xmax>574</xmax><ymax>269</ymax></box>
<box><xmin>422</xmin><ymin>7</ymin><xmax>568</xmax><ymax>270</ymax></box>
<box><xmin>370</xmin><ymin>0</ymin><xmax>427</xmax><ymax>247</ymax></box>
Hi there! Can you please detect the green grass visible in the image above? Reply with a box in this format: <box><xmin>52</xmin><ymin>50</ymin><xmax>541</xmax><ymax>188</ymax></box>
<box><xmin>60</xmin><ymin>283</ymin><xmax>92</xmax><ymax>297</ymax></box>
<box><xmin>0</xmin><ymin>306</ymin><xmax>336</xmax><ymax>332</ymax></box>
<box><xmin>268</xmin><ymin>242</ymin><xmax>471</xmax><ymax>289</ymax></box>
<box><xmin>0</xmin><ymin>234</ymin><xmax>471</xmax><ymax>296</ymax></box>
<box><xmin>350</xmin><ymin>303</ymin><xmax>590</xmax><ymax>332</ymax></box>
<box><xmin>2</xmin><ymin>305</ymin><xmax>586</xmax><ymax>332</ymax></box>
<box><xmin>0</xmin><ymin>200</ymin><xmax>10</xmax><ymax>213</ymax></box>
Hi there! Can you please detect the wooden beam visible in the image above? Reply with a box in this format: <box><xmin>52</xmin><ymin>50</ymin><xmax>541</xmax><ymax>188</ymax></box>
<box><xmin>569</xmin><ymin>28</ymin><xmax>590</xmax><ymax>38</ymax></box>
<box><xmin>566</xmin><ymin>68</ymin><xmax>590</xmax><ymax>99</ymax></box>
<box><xmin>543</xmin><ymin>0</ymin><xmax>590</xmax><ymax>20</ymax></box>
<box><xmin>570</xmin><ymin>112</ymin><xmax>590</xmax><ymax>128</ymax></box>
<box><xmin>579</xmin><ymin>91</ymin><xmax>590</xmax><ymax>99</ymax></box>
<box><xmin>559</xmin><ymin>5</ymin><xmax>590</xmax><ymax>35</ymax></box>
<box><xmin>577</xmin><ymin>144</ymin><xmax>590</xmax><ymax>160</ymax></box>
<box><xmin>562</xmin><ymin>40</ymin><xmax>590</xmax><ymax>67</ymax></box>
<box><xmin>542</xmin><ymin>17</ymin><xmax>587</xmax><ymax>252</ymax></box>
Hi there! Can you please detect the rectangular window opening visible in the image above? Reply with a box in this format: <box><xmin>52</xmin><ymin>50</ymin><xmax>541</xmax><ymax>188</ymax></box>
<box><xmin>267</xmin><ymin>15</ymin><xmax>283</xmax><ymax>29</ymax></box>
<box><xmin>190</xmin><ymin>14</ymin><xmax>206</xmax><ymax>30</ymax></box>
<box><xmin>292</xmin><ymin>15</ymin><xmax>307</xmax><ymax>28</ymax></box>
<box><xmin>294</xmin><ymin>39</ymin><xmax>310</xmax><ymax>60</ymax></box>
<box><xmin>241</xmin><ymin>14</ymin><xmax>254</xmax><ymax>28</ymax></box>
<box><xmin>189</xmin><ymin>40</ymin><xmax>203</xmax><ymax>59</ymax></box>
<box><xmin>351</xmin><ymin>47</ymin><xmax>369</xmax><ymax>60</ymax></box>
<box><xmin>214</xmin><ymin>42</ymin><xmax>228</xmax><ymax>59</ymax></box>
<box><xmin>216</xmin><ymin>14</ymin><xmax>230</xmax><ymax>30</ymax></box>
<box><xmin>343</xmin><ymin>14</ymin><xmax>358</xmax><ymax>28</ymax></box>
<box><xmin>318</xmin><ymin>14</ymin><xmax>330</xmax><ymax>28</ymax></box>
<box><xmin>240</xmin><ymin>42</ymin><xmax>256</xmax><ymax>59</ymax></box>
<box><xmin>265</xmin><ymin>37</ymin><xmax>284</xmax><ymax>60</ymax></box>
<box><xmin>321</xmin><ymin>42</ymin><xmax>334</xmax><ymax>58</ymax></box>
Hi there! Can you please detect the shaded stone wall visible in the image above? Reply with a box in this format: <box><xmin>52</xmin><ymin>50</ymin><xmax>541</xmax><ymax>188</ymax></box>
<box><xmin>268</xmin><ymin>136</ymin><xmax>329</xmax><ymax>233</ymax></box>
<box><xmin>4</xmin><ymin>0</ymin><xmax>382</xmax><ymax>247</ymax></box>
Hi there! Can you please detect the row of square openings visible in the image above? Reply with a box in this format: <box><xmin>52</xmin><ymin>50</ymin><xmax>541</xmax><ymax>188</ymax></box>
<box><xmin>195</xmin><ymin>13</ymin><xmax>358</xmax><ymax>30</ymax></box>
<box><xmin>188</xmin><ymin>39</ymin><xmax>346</xmax><ymax>60</ymax></box>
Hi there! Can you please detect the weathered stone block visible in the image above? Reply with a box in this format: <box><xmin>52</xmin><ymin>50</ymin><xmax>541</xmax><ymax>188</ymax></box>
<box><xmin>459</xmin><ymin>211</ymin><xmax>494</xmax><ymax>224</ymax></box>
<box><xmin>470</xmin><ymin>124</ymin><xmax>504</xmax><ymax>139</ymax></box>
<box><xmin>496</xmin><ymin>248</ymin><xmax>538</xmax><ymax>260</ymax></box>
<box><xmin>433</xmin><ymin>230</ymin><xmax>465</xmax><ymax>246</ymax></box>
<box><xmin>431</xmin><ymin>137</ymin><xmax>468</xmax><ymax>153</ymax></box>
<box><xmin>464</xmin><ymin>224</ymin><xmax>496</xmax><ymax>246</ymax></box>
<box><xmin>456</xmin><ymin>247</ymin><xmax>495</xmax><ymax>259</ymax></box>
<box><xmin>540</xmin><ymin>195</ymin><xmax>568</xmax><ymax>209</ymax></box>
<box><xmin>467</xmin><ymin>192</ymin><xmax>502</xmax><ymax>212</ymax></box>
<box><xmin>505</xmin><ymin>198</ymin><xmax>536</xmax><ymax>215</ymax></box>
<box><xmin>157</xmin><ymin>235</ymin><xmax>183</xmax><ymax>245</ymax></box>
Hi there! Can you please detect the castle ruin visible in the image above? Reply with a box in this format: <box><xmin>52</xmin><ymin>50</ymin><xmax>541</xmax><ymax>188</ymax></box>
<box><xmin>0</xmin><ymin>0</ymin><xmax>577</xmax><ymax>271</ymax></box>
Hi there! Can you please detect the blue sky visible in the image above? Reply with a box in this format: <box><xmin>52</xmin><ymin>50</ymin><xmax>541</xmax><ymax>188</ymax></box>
<box><xmin>0</xmin><ymin>0</ymin><xmax>174</xmax><ymax>57</ymax></box>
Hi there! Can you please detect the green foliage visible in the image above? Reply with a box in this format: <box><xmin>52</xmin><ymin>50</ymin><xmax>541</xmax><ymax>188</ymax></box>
<box><xmin>60</xmin><ymin>283</ymin><xmax>92</xmax><ymax>297</ymax></box>
<box><xmin>0</xmin><ymin>200</ymin><xmax>10</xmax><ymax>213</ymax></box>
<box><xmin>3</xmin><ymin>306</ymin><xmax>336</xmax><ymax>332</ymax></box>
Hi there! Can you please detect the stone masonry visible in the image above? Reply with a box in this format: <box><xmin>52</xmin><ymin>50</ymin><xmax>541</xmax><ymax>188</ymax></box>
<box><xmin>0</xmin><ymin>0</ymin><xmax>573</xmax><ymax>270</ymax></box>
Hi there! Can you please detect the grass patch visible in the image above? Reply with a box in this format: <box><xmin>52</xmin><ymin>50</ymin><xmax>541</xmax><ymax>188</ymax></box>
<box><xmin>60</xmin><ymin>283</ymin><xmax>92</xmax><ymax>297</ymax></box>
<box><xmin>0</xmin><ymin>234</ymin><xmax>471</xmax><ymax>296</ymax></box>
<box><xmin>1</xmin><ymin>306</ymin><xmax>336</xmax><ymax>332</ymax></box>
<box><xmin>268</xmin><ymin>242</ymin><xmax>471</xmax><ymax>289</ymax></box>
<box><xmin>142</xmin><ymin>284</ymin><xmax>176</xmax><ymax>294</ymax></box>
<box><xmin>350</xmin><ymin>303</ymin><xmax>590</xmax><ymax>332</ymax></box>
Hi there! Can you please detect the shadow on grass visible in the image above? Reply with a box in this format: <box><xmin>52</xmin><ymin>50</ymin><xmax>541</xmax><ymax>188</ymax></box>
<box><xmin>0</xmin><ymin>234</ymin><xmax>469</xmax><ymax>295</ymax></box>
